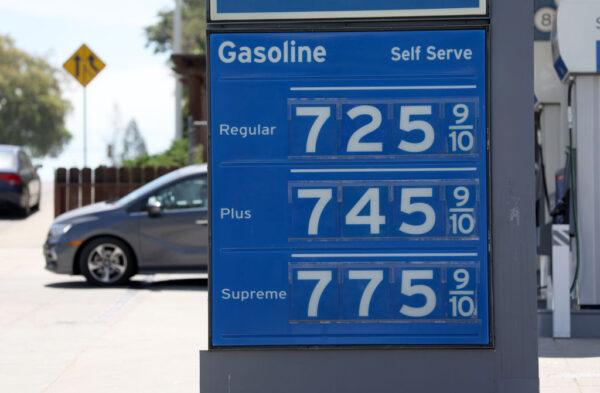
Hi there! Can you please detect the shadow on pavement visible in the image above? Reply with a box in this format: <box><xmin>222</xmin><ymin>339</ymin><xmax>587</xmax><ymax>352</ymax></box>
<box><xmin>0</xmin><ymin>209</ymin><xmax>25</xmax><ymax>220</ymax></box>
<box><xmin>539</xmin><ymin>338</ymin><xmax>600</xmax><ymax>358</ymax></box>
<box><xmin>45</xmin><ymin>277</ymin><xmax>208</xmax><ymax>291</ymax></box>
<box><xmin>0</xmin><ymin>206</ymin><xmax>39</xmax><ymax>220</ymax></box>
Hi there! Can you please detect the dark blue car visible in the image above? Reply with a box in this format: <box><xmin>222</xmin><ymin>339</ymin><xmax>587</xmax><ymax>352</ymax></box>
<box><xmin>0</xmin><ymin>144</ymin><xmax>41</xmax><ymax>216</ymax></box>
<box><xmin>44</xmin><ymin>165</ymin><xmax>208</xmax><ymax>286</ymax></box>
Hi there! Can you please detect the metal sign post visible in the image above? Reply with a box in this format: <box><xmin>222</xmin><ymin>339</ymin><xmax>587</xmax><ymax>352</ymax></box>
<box><xmin>63</xmin><ymin>44</ymin><xmax>106</xmax><ymax>167</ymax></box>
<box><xmin>83</xmin><ymin>87</ymin><xmax>87</xmax><ymax>169</ymax></box>
<box><xmin>202</xmin><ymin>0</ymin><xmax>538</xmax><ymax>391</ymax></box>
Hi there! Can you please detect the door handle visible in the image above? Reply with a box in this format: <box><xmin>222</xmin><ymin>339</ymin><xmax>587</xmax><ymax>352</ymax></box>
<box><xmin>196</xmin><ymin>219</ymin><xmax>208</xmax><ymax>226</ymax></box>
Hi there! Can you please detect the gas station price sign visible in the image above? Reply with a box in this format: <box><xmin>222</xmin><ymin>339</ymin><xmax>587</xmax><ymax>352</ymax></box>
<box><xmin>209</xmin><ymin>29</ymin><xmax>490</xmax><ymax>347</ymax></box>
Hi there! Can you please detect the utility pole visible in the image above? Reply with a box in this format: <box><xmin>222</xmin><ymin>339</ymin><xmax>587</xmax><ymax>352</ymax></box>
<box><xmin>174</xmin><ymin>0</ymin><xmax>184</xmax><ymax>140</ymax></box>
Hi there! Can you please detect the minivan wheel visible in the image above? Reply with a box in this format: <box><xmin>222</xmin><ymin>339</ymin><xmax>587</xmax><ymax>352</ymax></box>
<box><xmin>79</xmin><ymin>237</ymin><xmax>135</xmax><ymax>286</ymax></box>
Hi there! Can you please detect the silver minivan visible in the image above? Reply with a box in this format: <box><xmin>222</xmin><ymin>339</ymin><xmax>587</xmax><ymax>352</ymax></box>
<box><xmin>44</xmin><ymin>165</ymin><xmax>208</xmax><ymax>285</ymax></box>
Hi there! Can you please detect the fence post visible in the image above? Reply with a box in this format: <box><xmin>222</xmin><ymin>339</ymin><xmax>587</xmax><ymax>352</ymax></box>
<box><xmin>143</xmin><ymin>167</ymin><xmax>157</xmax><ymax>184</ymax></box>
<box><xmin>157</xmin><ymin>166</ymin><xmax>170</xmax><ymax>177</ymax></box>
<box><xmin>67</xmin><ymin>168</ymin><xmax>80</xmax><ymax>213</ymax></box>
<box><xmin>130</xmin><ymin>167</ymin><xmax>142</xmax><ymax>193</ymax></box>
<box><xmin>81</xmin><ymin>168</ymin><xmax>92</xmax><ymax>207</ymax></box>
<box><xmin>118</xmin><ymin>167</ymin><xmax>131</xmax><ymax>199</ymax></box>
<box><xmin>105</xmin><ymin>167</ymin><xmax>118</xmax><ymax>202</ymax></box>
<box><xmin>94</xmin><ymin>167</ymin><xmax>105</xmax><ymax>203</ymax></box>
<box><xmin>54</xmin><ymin>168</ymin><xmax>67</xmax><ymax>217</ymax></box>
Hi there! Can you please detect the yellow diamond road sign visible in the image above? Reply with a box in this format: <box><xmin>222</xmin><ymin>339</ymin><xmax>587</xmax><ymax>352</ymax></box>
<box><xmin>63</xmin><ymin>44</ymin><xmax>105</xmax><ymax>87</ymax></box>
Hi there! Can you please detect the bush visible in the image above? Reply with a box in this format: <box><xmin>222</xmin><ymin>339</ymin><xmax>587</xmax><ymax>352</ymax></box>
<box><xmin>123</xmin><ymin>138</ymin><xmax>202</xmax><ymax>167</ymax></box>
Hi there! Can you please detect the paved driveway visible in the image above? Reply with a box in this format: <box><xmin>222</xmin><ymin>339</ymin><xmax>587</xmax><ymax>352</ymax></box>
<box><xmin>539</xmin><ymin>338</ymin><xmax>600</xmax><ymax>393</ymax></box>
<box><xmin>0</xmin><ymin>185</ymin><xmax>208</xmax><ymax>393</ymax></box>
<box><xmin>1</xmin><ymin>185</ymin><xmax>599</xmax><ymax>392</ymax></box>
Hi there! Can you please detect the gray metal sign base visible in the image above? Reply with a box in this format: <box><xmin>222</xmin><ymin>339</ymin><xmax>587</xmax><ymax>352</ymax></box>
<box><xmin>201</xmin><ymin>349</ymin><xmax>537</xmax><ymax>393</ymax></box>
<box><xmin>539</xmin><ymin>309</ymin><xmax>600</xmax><ymax>338</ymax></box>
<box><xmin>201</xmin><ymin>0</ymin><xmax>538</xmax><ymax>391</ymax></box>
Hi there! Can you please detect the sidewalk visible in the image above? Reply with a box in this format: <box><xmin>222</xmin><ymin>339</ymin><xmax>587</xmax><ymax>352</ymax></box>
<box><xmin>0</xmin><ymin>185</ymin><xmax>207</xmax><ymax>393</ymax></box>
<box><xmin>539</xmin><ymin>338</ymin><xmax>600</xmax><ymax>392</ymax></box>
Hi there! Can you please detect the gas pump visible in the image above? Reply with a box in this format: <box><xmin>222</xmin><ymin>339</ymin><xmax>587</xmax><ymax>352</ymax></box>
<box><xmin>534</xmin><ymin>0</ymin><xmax>565</xmax><ymax>329</ymax></box>
<box><xmin>542</xmin><ymin>0</ymin><xmax>600</xmax><ymax>338</ymax></box>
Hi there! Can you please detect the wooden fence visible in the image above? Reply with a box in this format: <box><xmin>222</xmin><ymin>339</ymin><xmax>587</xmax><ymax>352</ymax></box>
<box><xmin>54</xmin><ymin>166</ymin><xmax>180</xmax><ymax>217</ymax></box>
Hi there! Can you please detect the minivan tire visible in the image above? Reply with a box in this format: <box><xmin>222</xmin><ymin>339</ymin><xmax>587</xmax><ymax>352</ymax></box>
<box><xmin>79</xmin><ymin>237</ymin><xmax>136</xmax><ymax>286</ymax></box>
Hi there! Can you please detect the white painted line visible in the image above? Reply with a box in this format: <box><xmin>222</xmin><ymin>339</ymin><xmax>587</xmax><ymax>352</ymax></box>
<box><xmin>290</xmin><ymin>85</ymin><xmax>477</xmax><ymax>92</ymax></box>
<box><xmin>449</xmin><ymin>208</ymin><xmax>476</xmax><ymax>213</ymax></box>
<box><xmin>93</xmin><ymin>289</ymin><xmax>138</xmax><ymax>323</ymax></box>
<box><xmin>290</xmin><ymin>167</ymin><xmax>477</xmax><ymax>174</ymax></box>
<box><xmin>449</xmin><ymin>290</ymin><xmax>476</xmax><ymax>296</ymax></box>
<box><xmin>291</xmin><ymin>253</ymin><xmax>478</xmax><ymax>258</ymax></box>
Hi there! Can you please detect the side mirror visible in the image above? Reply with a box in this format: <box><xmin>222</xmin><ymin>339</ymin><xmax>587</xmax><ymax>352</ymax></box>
<box><xmin>147</xmin><ymin>197</ymin><xmax>162</xmax><ymax>217</ymax></box>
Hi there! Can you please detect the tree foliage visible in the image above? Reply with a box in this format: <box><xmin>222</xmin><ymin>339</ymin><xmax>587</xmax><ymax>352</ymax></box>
<box><xmin>0</xmin><ymin>35</ymin><xmax>71</xmax><ymax>157</ymax></box>
<box><xmin>120</xmin><ymin>119</ymin><xmax>148</xmax><ymax>163</ymax></box>
<box><xmin>124</xmin><ymin>138</ymin><xmax>202</xmax><ymax>168</ymax></box>
<box><xmin>145</xmin><ymin>0</ymin><xmax>206</xmax><ymax>55</ymax></box>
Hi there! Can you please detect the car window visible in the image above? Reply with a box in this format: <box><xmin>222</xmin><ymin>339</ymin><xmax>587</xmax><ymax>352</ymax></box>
<box><xmin>0</xmin><ymin>151</ymin><xmax>15</xmax><ymax>170</ymax></box>
<box><xmin>150</xmin><ymin>176</ymin><xmax>207</xmax><ymax>211</ymax></box>
<box><xmin>117</xmin><ymin>168</ymin><xmax>201</xmax><ymax>206</ymax></box>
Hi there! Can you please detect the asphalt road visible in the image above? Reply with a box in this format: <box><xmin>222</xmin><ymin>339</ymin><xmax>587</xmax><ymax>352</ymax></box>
<box><xmin>0</xmin><ymin>185</ymin><xmax>208</xmax><ymax>393</ymax></box>
<box><xmin>1</xmin><ymin>185</ymin><xmax>600</xmax><ymax>392</ymax></box>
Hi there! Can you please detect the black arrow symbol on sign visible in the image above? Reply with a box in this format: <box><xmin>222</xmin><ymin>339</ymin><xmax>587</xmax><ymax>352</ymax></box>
<box><xmin>88</xmin><ymin>55</ymin><xmax>99</xmax><ymax>72</ymax></box>
<box><xmin>74</xmin><ymin>55</ymin><xmax>81</xmax><ymax>76</ymax></box>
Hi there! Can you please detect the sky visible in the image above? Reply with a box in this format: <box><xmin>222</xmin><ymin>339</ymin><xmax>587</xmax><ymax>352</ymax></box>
<box><xmin>0</xmin><ymin>0</ymin><xmax>176</xmax><ymax>180</ymax></box>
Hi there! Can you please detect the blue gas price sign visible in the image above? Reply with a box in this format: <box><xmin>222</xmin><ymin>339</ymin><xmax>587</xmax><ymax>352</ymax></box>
<box><xmin>209</xmin><ymin>29</ymin><xmax>490</xmax><ymax>347</ymax></box>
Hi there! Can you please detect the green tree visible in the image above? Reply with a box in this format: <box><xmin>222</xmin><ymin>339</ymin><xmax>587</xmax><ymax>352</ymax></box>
<box><xmin>123</xmin><ymin>138</ymin><xmax>202</xmax><ymax>168</ymax></box>
<box><xmin>0</xmin><ymin>35</ymin><xmax>71</xmax><ymax>157</ymax></box>
<box><xmin>145</xmin><ymin>0</ymin><xmax>206</xmax><ymax>54</ymax></box>
<box><xmin>120</xmin><ymin>119</ymin><xmax>148</xmax><ymax>163</ymax></box>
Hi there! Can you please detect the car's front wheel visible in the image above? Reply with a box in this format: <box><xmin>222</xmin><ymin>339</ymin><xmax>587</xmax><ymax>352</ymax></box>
<box><xmin>79</xmin><ymin>237</ymin><xmax>135</xmax><ymax>286</ymax></box>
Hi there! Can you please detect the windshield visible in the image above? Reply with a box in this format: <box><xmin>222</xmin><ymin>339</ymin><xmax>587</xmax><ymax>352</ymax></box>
<box><xmin>115</xmin><ymin>169</ymin><xmax>188</xmax><ymax>206</ymax></box>
<box><xmin>0</xmin><ymin>151</ymin><xmax>16</xmax><ymax>170</ymax></box>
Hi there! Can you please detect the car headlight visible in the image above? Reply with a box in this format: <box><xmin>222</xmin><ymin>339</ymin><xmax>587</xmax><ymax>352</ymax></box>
<box><xmin>49</xmin><ymin>223</ymin><xmax>72</xmax><ymax>238</ymax></box>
